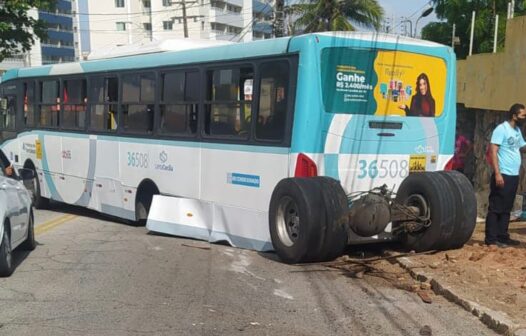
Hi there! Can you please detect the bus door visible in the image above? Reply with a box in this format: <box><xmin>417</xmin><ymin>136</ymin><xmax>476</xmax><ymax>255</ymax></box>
<box><xmin>320</xmin><ymin>46</ymin><xmax>447</xmax><ymax>193</ymax></box>
<box><xmin>0</xmin><ymin>83</ymin><xmax>18</xmax><ymax>141</ymax></box>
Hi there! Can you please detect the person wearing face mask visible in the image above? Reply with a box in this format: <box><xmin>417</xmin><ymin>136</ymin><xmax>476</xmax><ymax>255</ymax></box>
<box><xmin>485</xmin><ymin>103</ymin><xmax>526</xmax><ymax>247</ymax></box>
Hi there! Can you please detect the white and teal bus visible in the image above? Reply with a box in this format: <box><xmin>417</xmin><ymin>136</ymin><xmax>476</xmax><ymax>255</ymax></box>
<box><xmin>0</xmin><ymin>33</ymin><xmax>476</xmax><ymax>263</ymax></box>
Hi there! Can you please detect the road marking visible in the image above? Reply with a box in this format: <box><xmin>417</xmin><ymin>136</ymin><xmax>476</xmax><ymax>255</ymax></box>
<box><xmin>35</xmin><ymin>214</ymin><xmax>77</xmax><ymax>235</ymax></box>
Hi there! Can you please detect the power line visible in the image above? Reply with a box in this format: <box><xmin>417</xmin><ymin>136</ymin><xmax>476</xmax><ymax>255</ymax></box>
<box><xmin>41</xmin><ymin>0</ymin><xmax>270</xmax><ymax>17</ymax></box>
<box><xmin>390</xmin><ymin>1</ymin><xmax>433</xmax><ymax>35</ymax></box>
<box><xmin>73</xmin><ymin>4</ymin><xmax>270</xmax><ymax>26</ymax></box>
<box><xmin>229</xmin><ymin>1</ymin><xmax>271</xmax><ymax>41</ymax></box>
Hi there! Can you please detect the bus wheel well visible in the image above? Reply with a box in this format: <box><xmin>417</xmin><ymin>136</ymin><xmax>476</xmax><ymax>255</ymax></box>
<box><xmin>22</xmin><ymin>159</ymin><xmax>48</xmax><ymax>209</ymax></box>
<box><xmin>23</xmin><ymin>159</ymin><xmax>35</xmax><ymax>170</ymax></box>
<box><xmin>135</xmin><ymin>179</ymin><xmax>160</xmax><ymax>223</ymax></box>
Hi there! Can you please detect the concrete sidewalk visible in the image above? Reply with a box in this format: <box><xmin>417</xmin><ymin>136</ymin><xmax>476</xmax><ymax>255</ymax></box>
<box><xmin>391</xmin><ymin>222</ymin><xmax>526</xmax><ymax>336</ymax></box>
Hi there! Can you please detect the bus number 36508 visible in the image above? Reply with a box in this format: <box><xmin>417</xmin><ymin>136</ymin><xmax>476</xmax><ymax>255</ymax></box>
<box><xmin>357</xmin><ymin>159</ymin><xmax>409</xmax><ymax>179</ymax></box>
<box><xmin>127</xmin><ymin>152</ymin><xmax>149</xmax><ymax>169</ymax></box>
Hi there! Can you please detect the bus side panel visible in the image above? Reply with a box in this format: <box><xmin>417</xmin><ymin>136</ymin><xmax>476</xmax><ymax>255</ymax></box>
<box><xmin>60</xmin><ymin>136</ymin><xmax>91</xmax><ymax>204</ymax></box>
<box><xmin>200</xmin><ymin>147</ymin><xmax>289</xmax><ymax>211</ymax></box>
<box><xmin>39</xmin><ymin>134</ymin><xmax>65</xmax><ymax>202</ymax></box>
<box><xmin>199</xmin><ymin>146</ymin><xmax>289</xmax><ymax>241</ymax></box>
<box><xmin>95</xmin><ymin>139</ymin><xmax>124</xmax><ymax>216</ymax></box>
<box><xmin>115</xmin><ymin>139</ymin><xmax>201</xmax><ymax>219</ymax></box>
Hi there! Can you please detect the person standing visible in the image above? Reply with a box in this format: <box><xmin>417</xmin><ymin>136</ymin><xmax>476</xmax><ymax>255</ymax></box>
<box><xmin>452</xmin><ymin>126</ymin><xmax>473</xmax><ymax>174</ymax></box>
<box><xmin>486</xmin><ymin>103</ymin><xmax>526</xmax><ymax>247</ymax></box>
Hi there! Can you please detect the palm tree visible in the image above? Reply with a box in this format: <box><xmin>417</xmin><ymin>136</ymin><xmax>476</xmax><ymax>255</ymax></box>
<box><xmin>291</xmin><ymin>0</ymin><xmax>384</xmax><ymax>33</ymax></box>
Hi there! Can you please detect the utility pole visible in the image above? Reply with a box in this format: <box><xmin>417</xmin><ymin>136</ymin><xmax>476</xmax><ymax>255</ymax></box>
<box><xmin>469</xmin><ymin>11</ymin><xmax>476</xmax><ymax>56</ymax></box>
<box><xmin>451</xmin><ymin>23</ymin><xmax>456</xmax><ymax>49</ymax></box>
<box><xmin>181</xmin><ymin>0</ymin><xmax>188</xmax><ymax>38</ymax></box>
<box><xmin>493</xmin><ymin>15</ymin><xmax>499</xmax><ymax>52</ymax></box>
<box><xmin>171</xmin><ymin>0</ymin><xmax>203</xmax><ymax>38</ymax></box>
<box><xmin>273</xmin><ymin>0</ymin><xmax>284</xmax><ymax>37</ymax></box>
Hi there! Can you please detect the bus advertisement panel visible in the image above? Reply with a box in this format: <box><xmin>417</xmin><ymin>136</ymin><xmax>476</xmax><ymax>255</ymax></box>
<box><xmin>321</xmin><ymin>48</ymin><xmax>446</xmax><ymax>118</ymax></box>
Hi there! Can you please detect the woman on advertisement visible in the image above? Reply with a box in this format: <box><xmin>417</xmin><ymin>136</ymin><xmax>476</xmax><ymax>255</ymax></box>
<box><xmin>399</xmin><ymin>73</ymin><xmax>436</xmax><ymax>117</ymax></box>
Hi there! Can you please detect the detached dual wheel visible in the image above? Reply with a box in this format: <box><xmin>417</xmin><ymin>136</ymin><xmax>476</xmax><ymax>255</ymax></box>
<box><xmin>438</xmin><ymin>171</ymin><xmax>477</xmax><ymax>249</ymax></box>
<box><xmin>269</xmin><ymin>177</ymin><xmax>348</xmax><ymax>264</ymax></box>
<box><xmin>395</xmin><ymin>171</ymin><xmax>477</xmax><ymax>252</ymax></box>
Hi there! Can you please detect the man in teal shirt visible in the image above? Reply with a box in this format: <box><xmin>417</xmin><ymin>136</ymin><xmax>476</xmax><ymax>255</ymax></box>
<box><xmin>486</xmin><ymin>103</ymin><xmax>526</xmax><ymax>247</ymax></box>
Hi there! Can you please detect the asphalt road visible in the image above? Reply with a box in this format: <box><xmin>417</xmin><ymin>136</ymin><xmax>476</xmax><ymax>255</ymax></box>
<box><xmin>0</xmin><ymin>203</ymin><xmax>496</xmax><ymax>336</ymax></box>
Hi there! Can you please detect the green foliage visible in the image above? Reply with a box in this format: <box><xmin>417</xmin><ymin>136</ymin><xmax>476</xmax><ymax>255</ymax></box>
<box><xmin>291</xmin><ymin>0</ymin><xmax>384</xmax><ymax>33</ymax></box>
<box><xmin>422</xmin><ymin>0</ymin><xmax>526</xmax><ymax>59</ymax></box>
<box><xmin>0</xmin><ymin>0</ymin><xmax>56</xmax><ymax>62</ymax></box>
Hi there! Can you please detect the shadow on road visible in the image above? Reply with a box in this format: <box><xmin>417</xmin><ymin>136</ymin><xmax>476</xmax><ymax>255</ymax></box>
<box><xmin>42</xmin><ymin>201</ymin><xmax>138</xmax><ymax>227</ymax></box>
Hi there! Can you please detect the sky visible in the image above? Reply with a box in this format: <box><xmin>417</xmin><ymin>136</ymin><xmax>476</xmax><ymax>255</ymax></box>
<box><xmin>378</xmin><ymin>0</ymin><xmax>439</xmax><ymax>36</ymax></box>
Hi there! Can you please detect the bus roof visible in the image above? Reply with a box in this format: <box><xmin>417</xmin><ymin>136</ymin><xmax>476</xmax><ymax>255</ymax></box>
<box><xmin>1</xmin><ymin>32</ymin><xmax>451</xmax><ymax>82</ymax></box>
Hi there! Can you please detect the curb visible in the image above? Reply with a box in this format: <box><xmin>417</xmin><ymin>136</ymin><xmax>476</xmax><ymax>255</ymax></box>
<box><xmin>391</xmin><ymin>254</ymin><xmax>526</xmax><ymax>336</ymax></box>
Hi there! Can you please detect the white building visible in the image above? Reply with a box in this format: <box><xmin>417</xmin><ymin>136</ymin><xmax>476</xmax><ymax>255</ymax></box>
<box><xmin>77</xmin><ymin>0</ymin><xmax>272</xmax><ymax>57</ymax></box>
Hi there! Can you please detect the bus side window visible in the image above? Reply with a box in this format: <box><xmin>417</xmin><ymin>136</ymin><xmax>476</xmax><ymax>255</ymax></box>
<box><xmin>39</xmin><ymin>80</ymin><xmax>60</xmax><ymax>128</ymax></box>
<box><xmin>0</xmin><ymin>83</ymin><xmax>18</xmax><ymax>131</ymax></box>
<box><xmin>121</xmin><ymin>73</ymin><xmax>155</xmax><ymax>133</ymax></box>
<box><xmin>255</xmin><ymin>61</ymin><xmax>290</xmax><ymax>142</ymax></box>
<box><xmin>204</xmin><ymin>66</ymin><xmax>253</xmax><ymax>138</ymax></box>
<box><xmin>63</xmin><ymin>78</ymin><xmax>87</xmax><ymax>129</ymax></box>
<box><xmin>160</xmin><ymin>70</ymin><xmax>199</xmax><ymax>136</ymax></box>
<box><xmin>24</xmin><ymin>81</ymin><xmax>36</xmax><ymax>127</ymax></box>
<box><xmin>89</xmin><ymin>76</ymin><xmax>118</xmax><ymax>131</ymax></box>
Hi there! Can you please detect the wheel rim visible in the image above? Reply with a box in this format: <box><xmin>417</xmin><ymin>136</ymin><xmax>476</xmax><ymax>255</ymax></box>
<box><xmin>406</xmin><ymin>194</ymin><xmax>430</xmax><ymax>218</ymax></box>
<box><xmin>276</xmin><ymin>196</ymin><xmax>300</xmax><ymax>247</ymax></box>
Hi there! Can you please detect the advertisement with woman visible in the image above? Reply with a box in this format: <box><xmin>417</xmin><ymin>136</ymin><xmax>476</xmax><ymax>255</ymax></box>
<box><xmin>321</xmin><ymin>47</ymin><xmax>446</xmax><ymax>117</ymax></box>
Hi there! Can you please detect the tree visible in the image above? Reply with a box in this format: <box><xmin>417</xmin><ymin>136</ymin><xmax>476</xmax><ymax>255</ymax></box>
<box><xmin>422</xmin><ymin>0</ymin><xmax>526</xmax><ymax>59</ymax></box>
<box><xmin>291</xmin><ymin>0</ymin><xmax>384</xmax><ymax>33</ymax></box>
<box><xmin>0</xmin><ymin>0</ymin><xmax>55</xmax><ymax>62</ymax></box>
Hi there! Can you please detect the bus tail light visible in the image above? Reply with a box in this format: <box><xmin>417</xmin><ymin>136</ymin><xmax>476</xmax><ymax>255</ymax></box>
<box><xmin>294</xmin><ymin>153</ymin><xmax>318</xmax><ymax>177</ymax></box>
<box><xmin>444</xmin><ymin>157</ymin><xmax>454</xmax><ymax>171</ymax></box>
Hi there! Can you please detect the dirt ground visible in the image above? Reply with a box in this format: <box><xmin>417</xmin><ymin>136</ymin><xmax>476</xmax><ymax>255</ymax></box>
<box><xmin>329</xmin><ymin>222</ymin><xmax>526</xmax><ymax>327</ymax></box>
<box><xmin>397</xmin><ymin>222</ymin><xmax>526</xmax><ymax>325</ymax></box>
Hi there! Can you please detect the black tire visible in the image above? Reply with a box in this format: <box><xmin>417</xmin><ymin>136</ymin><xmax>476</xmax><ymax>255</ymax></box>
<box><xmin>269</xmin><ymin>178</ymin><xmax>325</xmax><ymax>264</ymax></box>
<box><xmin>135</xmin><ymin>200</ymin><xmax>148</xmax><ymax>226</ymax></box>
<box><xmin>312</xmin><ymin>177</ymin><xmax>349</xmax><ymax>261</ymax></box>
<box><xmin>135</xmin><ymin>181</ymin><xmax>159</xmax><ymax>226</ymax></box>
<box><xmin>0</xmin><ymin>225</ymin><xmax>14</xmax><ymax>277</ymax></box>
<box><xmin>32</xmin><ymin>170</ymin><xmax>49</xmax><ymax>209</ymax></box>
<box><xmin>395</xmin><ymin>172</ymin><xmax>456</xmax><ymax>252</ymax></box>
<box><xmin>20</xmin><ymin>213</ymin><xmax>36</xmax><ymax>251</ymax></box>
<box><xmin>438</xmin><ymin>171</ymin><xmax>477</xmax><ymax>249</ymax></box>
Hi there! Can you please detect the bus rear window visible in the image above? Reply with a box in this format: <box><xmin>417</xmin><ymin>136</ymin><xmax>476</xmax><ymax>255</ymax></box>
<box><xmin>320</xmin><ymin>47</ymin><xmax>447</xmax><ymax>117</ymax></box>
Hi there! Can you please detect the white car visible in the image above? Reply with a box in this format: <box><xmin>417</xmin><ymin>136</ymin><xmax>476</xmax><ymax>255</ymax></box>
<box><xmin>0</xmin><ymin>150</ymin><xmax>36</xmax><ymax>277</ymax></box>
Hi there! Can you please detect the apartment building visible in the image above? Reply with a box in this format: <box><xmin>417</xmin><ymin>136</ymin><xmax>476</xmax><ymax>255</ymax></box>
<box><xmin>39</xmin><ymin>0</ymin><xmax>78</xmax><ymax>64</ymax></box>
<box><xmin>77</xmin><ymin>0</ymin><xmax>274</xmax><ymax>56</ymax></box>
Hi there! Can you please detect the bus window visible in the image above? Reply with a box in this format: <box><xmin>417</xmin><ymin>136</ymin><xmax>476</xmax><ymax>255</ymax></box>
<box><xmin>160</xmin><ymin>70</ymin><xmax>199</xmax><ymax>135</ymax></box>
<box><xmin>62</xmin><ymin>79</ymin><xmax>87</xmax><ymax>129</ymax></box>
<box><xmin>121</xmin><ymin>73</ymin><xmax>155</xmax><ymax>133</ymax></box>
<box><xmin>205</xmin><ymin>66</ymin><xmax>253</xmax><ymax>138</ymax></box>
<box><xmin>255</xmin><ymin>61</ymin><xmax>289</xmax><ymax>141</ymax></box>
<box><xmin>89</xmin><ymin>77</ymin><xmax>118</xmax><ymax>131</ymax></box>
<box><xmin>24</xmin><ymin>81</ymin><xmax>36</xmax><ymax>127</ymax></box>
<box><xmin>39</xmin><ymin>80</ymin><xmax>60</xmax><ymax>127</ymax></box>
<box><xmin>0</xmin><ymin>83</ymin><xmax>18</xmax><ymax>130</ymax></box>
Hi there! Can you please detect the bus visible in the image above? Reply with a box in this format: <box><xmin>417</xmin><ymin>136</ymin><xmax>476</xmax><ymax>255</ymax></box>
<box><xmin>0</xmin><ymin>32</ymin><xmax>476</xmax><ymax>264</ymax></box>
